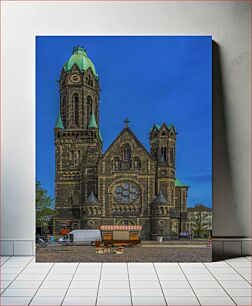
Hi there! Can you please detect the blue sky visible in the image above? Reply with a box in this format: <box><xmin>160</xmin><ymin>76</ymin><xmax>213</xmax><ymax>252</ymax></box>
<box><xmin>36</xmin><ymin>36</ymin><xmax>212</xmax><ymax>208</ymax></box>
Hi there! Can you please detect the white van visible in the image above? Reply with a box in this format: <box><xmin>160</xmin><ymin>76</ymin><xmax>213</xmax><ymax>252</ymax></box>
<box><xmin>58</xmin><ymin>230</ymin><xmax>101</xmax><ymax>245</ymax></box>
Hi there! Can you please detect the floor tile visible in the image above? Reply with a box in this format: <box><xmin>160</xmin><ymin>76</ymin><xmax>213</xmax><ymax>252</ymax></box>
<box><xmin>30</xmin><ymin>296</ymin><xmax>64</xmax><ymax>305</ymax></box>
<box><xmin>130</xmin><ymin>280</ymin><xmax>160</xmax><ymax>289</ymax></box>
<box><xmin>76</xmin><ymin>267</ymin><xmax>101</xmax><ymax>273</ymax></box>
<box><xmin>97</xmin><ymin>296</ymin><xmax>131</xmax><ymax>305</ymax></box>
<box><xmin>165</xmin><ymin>296</ymin><xmax>200</xmax><ymax>305</ymax></box>
<box><xmin>241</xmin><ymin>273</ymin><xmax>252</xmax><ymax>283</ymax></box>
<box><xmin>100</xmin><ymin>280</ymin><xmax>129</xmax><ymax>288</ymax></box>
<box><xmin>0</xmin><ymin>296</ymin><xmax>32</xmax><ymax>305</ymax></box>
<box><xmin>1</xmin><ymin>273</ymin><xmax>18</xmax><ymax>281</ymax></box>
<box><xmin>208</xmin><ymin>267</ymin><xmax>236</xmax><ymax>274</ymax></box>
<box><xmin>35</xmin><ymin>287</ymin><xmax>68</xmax><ymax>296</ymax></box>
<box><xmin>101</xmin><ymin>273</ymin><xmax>128</xmax><ymax>281</ymax></box>
<box><xmin>129</xmin><ymin>273</ymin><xmax>158</xmax><ymax>281</ymax></box>
<box><xmin>155</xmin><ymin>267</ymin><xmax>182</xmax><ymax>273</ymax></box>
<box><xmin>0</xmin><ymin>280</ymin><xmax>13</xmax><ymax>288</ymax></box>
<box><xmin>22</xmin><ymin>267</ymin><xmax>50</xmax><ymax>274</ymax></box>
<box><xmin>50</xmin><ymin>268</ymin><xmax>77</xmax><ymax>274</ymax></box>
<box><xmin>45</xmin><ymin>273</ymin><xmax>73</xmax><ymax>281</ymax></box>
<box><xmin>27</xmin><ymin>262</ymin><xmax>53</xmax><ymax>268</ymax></box>
<box><xmin>163</xmin><ymin>288</ymin><xmax>195</xmax><ymax>296</ymax></box>
<box><xmin>185</xmin><ymin>273</ymin><xmax>215</xmax><ymax>281</ymax></box>
<box><xmin>225</xmin><ymin>288</ymin><xmax>252</xmax><ymax>296</ymax></box>
<box><xmin>1</xmin><ymin>267</ymin><xmax>24</xmax><ymax>274</ymax></box>
<box><xmin>228</xmin><ymin>262</ymin><xmax>252</xmax><ymax>268</ymax></box>
<box><xmin>8</xmin><ymin>280</ymin><xmax>42</xmax><ymax>289</ymax></box>
<box><xmin>40</xmin><ymin>280</ymin><xmax>71</xmax><ymax>288</ymax></box>
<box><xmin>182</xmin><ymin>267</ymin><xmax>209</xmax><ymax>274</ymax></box>
<box><xmin>232</xmin><ymin>296</ymin><xmax>252</xmax><ymax>305</ymax></box>
<box><xmin>158</xmin><ymin>273</ymin><xmax>186</xmax><ymax>280</ymax></box>
<box><xmin>131</xmin><ymin>288</ymin><xmax>163</xmax><ymax>296</ymax></box>
<box><xmin>128</xmin><ymin>267</ymin><xmax>155</xmax><ymax>274</ymax></box>
<box><xmin>1</xmin><ymin>288</ymin><xmax>37</xmax><ymax>296</ymax></box>
<box><xmin>214</xmin><ymin>273</ymin><xmax>245</xmax><ymax>281</ymax></box>
<box><xmin>219</xmin><ymin>280</ymin><xmax>252</xmax><ymax>288</ymax></box>
<box><xmin>180</xmin><ymin>263</ymin><xmax>205</xmax><ymax>267</ymax></box>
<box><xmin>8</xmin><ymin>256</ymin><xmax>33</xmax><ymax>262</ymax></box>
<box><xmin>70</xmin><ymin>280</ymin><xmax>99</xmax><ymax>288</ymax></box>
<box><xmin>62</xmin><ymin>296</ymin><xmax>96</xmax><ymax>305</ymax></box>
<box><xmin>234</xmin><ymin>267</ymin><xmax>252</xmax><ymax>274</ymax></box>
<box><xmin>189</xmin><ymin>280</ymin><xmax>221</xmax><ymax>288</ymax></box>
<box><xmin>205</xmin><ymin>261</ymin><xmax>230</xmax><ymax>267</ymax></box>
<box><xmin>132</xmin><ymin>296</ymin><xmax>166</xmax><ymax>305</ymax></box>
<box><xmin>16</xmin><ymin>273</ymin><xmax>47</xmax><ymax>281</ymax></box>
<box><xmin>74</xmin><ymin>273</ymin><xmax>100</xmax><ymax>281</ymax></box>
<box><xmin>0</xmin><ymin>256</ymin><xmax>10</xmax><ymax>264</ymax></box>
<box><xmin>3</xmin><ymin>261</ymin><xmax>28</xmax><ymax>268</ymax></box>
<box><xmin>98</xmin><ymin>288</ymin><xmax>130</xmax><ymax>296</ymax></box>
<box><xmin>226</xmin><ymin>257</ymin><xmax>250</xmax><ymax>263</ymax></box>
<box><xmin>198</xmin><ymin>296</ymin><xmax>235</xmax><ymax>305</ymax></box>
<box><xmin>160</xmin><ymin>280</ymin><xmax>191</xmax><ymax>288</ymax></box>
<box><xmin>194</xmin><ymin>288</ymin><xmax>228</xmax><ymax>296</ymax></box>
<box><xmin>67</xmin><ymin>288</ymin><xmax>98</xmax><ymax>296</ymax></box>
<box><xmin>154</xmin><ymin>263</ymin><xmax>179</xmax><ymax>267</ymax></box>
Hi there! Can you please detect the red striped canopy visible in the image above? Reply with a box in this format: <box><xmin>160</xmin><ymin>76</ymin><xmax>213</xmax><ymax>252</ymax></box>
<box><xmin>100</xmin><ymin>225</ymin><xmax>142</xmax><ymax>231</ymax></box>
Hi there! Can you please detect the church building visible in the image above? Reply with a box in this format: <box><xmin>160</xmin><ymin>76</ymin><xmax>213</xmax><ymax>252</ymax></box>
<box><xmin>53</xmin><ymin>46</ymin><xmax>189</xmax><ymax>240</ymax></box>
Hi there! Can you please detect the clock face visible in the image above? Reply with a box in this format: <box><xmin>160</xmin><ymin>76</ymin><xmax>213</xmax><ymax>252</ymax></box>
<box><xmin>70</xmin><ymin>74</ymin><xmax>81</xmax><ymax>83</ymax></box>
<box><xmin>114</xmin><ymin>182</ymin><xmax>140</xmax><ymax>204</ymax></box>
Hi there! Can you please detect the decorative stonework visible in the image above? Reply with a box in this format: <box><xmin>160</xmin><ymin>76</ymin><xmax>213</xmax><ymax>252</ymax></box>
<box><xmin>53</xmin><ymin>47</ymin><xmax>189</xmax><ymax>239</ymax></box>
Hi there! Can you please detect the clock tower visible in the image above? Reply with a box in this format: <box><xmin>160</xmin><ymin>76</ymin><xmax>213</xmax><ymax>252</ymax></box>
<box><xmin>53</xmin><ymin>46</ymin><xmax>103</xmax><ymax>234</ymax></box>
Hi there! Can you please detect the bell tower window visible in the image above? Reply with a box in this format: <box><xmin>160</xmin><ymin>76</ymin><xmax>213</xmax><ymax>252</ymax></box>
<box><xmin>122</xmin><ymin>144</ymin><xmax>131</xmax><ymax>161</ymax></box>
<box><xmin>73</xmin><ymin>93</ymin><xmax>79</xmax><ymax>126</ymax></box>
<box><xmin>87</xmin><ymin>96</ymin><xmax>92</xmax><ymax>126</ymax></box>
<box><xmin>62</xmin><ymin>96</ymin><xmax>67</xmax><ymax>125</ymax></box>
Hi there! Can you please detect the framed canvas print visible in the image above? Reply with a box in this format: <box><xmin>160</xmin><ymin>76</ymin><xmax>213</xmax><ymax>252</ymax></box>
<box><xmin>36</xmin><ymin>36</ymin><xmax>212</xmax><ymax>262</ymax></box>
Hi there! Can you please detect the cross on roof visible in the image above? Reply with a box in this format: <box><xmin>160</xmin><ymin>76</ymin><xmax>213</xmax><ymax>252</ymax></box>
<box><xmin>123</xmin><ymin>118</ymin><xmax>130</xmax><ymax>128</ymax></box>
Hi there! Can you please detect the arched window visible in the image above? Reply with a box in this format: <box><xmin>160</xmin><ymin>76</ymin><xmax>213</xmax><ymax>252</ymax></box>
<box><xmin>161</xmin><ymin>147</ymin><xmax>167</xmax><ymax>162</ymax></box>
<box><xmin>62</xmin><ymin>96</ymin><xmax>67</xmax><ymax>125</ymax></box>
<box><xmin>73</xmin><ymin>93</ymin><xmax>79</xmax><ymax>126</ymax></box>
<box><xmin>122</xmin><ymin>143</ymin><xmax>131</xmax><ymax>161</ymax></box>
<box><xmin>134</xmin><ymin>157</ymin><xmax>141</xmax><ymax>170</ymax></box>
<box><xmin>113</xmin><ymin>157</ymin><xmax>120</xmax><ymax>170</ymax></box>
<box><xmin>87</xmin><ymin>96</ymin><xmax>92</xmax><ymax>125</ymax></box>
<box><xmin>170</xmin><ymin>147</ymin><xmax>174</xmax><ymax>164</ymax></box>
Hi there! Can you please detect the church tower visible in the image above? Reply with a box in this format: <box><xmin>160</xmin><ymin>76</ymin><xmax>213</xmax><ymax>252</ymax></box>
<box><xmin>149</xmin><ymin>123</ymin><xmax>176</xmax><ymax>202</ymax></box>
<box><xmin>53</xmin><ymin>46</ymin><xmax>102</xmax><ymax>234</ymax></box>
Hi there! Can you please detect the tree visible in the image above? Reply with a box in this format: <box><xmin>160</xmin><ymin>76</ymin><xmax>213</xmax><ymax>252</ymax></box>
<box><xmin>36</xmin><ymin>180</ymin><xmax>55</xmax><ymax>235</ymax></box>
<box><xmin>188</xmin><ymin>204</ymin><xmax>212</xmax><ymax>238</ymax></box>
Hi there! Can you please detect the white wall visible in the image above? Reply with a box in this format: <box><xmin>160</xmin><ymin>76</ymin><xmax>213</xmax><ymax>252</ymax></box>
<box><xmin>1</xmin><ymin>1</ymin><xmax>250</xmax><ymax>256</ymax></box>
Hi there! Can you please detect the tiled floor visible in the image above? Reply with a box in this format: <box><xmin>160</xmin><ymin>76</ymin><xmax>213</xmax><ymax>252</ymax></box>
<box><xmin>0</xmin><ymin>256</ymin><xmax>251</xmax><ymax>305</ymax></box>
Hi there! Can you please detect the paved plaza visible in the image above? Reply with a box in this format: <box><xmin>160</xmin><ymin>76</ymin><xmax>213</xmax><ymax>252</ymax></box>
<box><xmin>35</xmin><ymin>244</ymin><xmax>212</xmax><ymax>262</ymax></box>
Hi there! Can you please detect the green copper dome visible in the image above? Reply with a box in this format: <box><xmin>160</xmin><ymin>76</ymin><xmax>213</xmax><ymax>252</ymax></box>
<box><xmin>55</xmin><ymin>113</ymin><xmax>64</xmax><ymax>129</ymax></box>
<box><xmin>63</xmin><ymin>46</ymin><xmax>98</xmax><ymax>77</ymax></box>
<box><xmin>88</xmin><ymin>112</ymin><xmax>98</xmax><ymax>129</ymax></box>
<box><xmin>175</xmin><ymin>179</ymin><xmax>187</xmax><ymax>187</ymax></box>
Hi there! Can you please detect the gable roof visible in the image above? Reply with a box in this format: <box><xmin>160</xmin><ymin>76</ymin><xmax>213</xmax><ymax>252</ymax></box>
<box><xmin>102</xmin><ymin>127</ymin><xmax>153</xmax><ymax>160</ymax></box>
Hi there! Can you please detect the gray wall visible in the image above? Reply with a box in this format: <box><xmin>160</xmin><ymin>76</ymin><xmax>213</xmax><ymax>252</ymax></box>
<box><xmin>1</xmin><ymin>1</ymin><xmax>250</xmax><ymax>256</ymax></box>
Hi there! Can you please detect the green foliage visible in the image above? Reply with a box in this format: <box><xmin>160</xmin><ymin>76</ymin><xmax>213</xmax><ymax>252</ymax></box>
<box><xmin>36</xmin><ymin>180</ymin><xmax>55</xmax><ymax>227</ymax></box>
<box><xmin>189</xmin><ymin>204</ymin><xmax>212</xmax><ymax>238</ymax></box>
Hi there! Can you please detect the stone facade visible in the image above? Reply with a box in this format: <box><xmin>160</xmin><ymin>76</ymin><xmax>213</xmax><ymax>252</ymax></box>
<box><xmin>53</xmin><ymin>47</ymin><xmax>189</xmax><ymax>240</ymax></box>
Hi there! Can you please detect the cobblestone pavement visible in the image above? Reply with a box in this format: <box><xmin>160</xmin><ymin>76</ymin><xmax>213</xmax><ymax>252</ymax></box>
<box><xmin>36</xmin><ymin>245</ymin><xmax>212</xmax><ymax>262</ymax></box>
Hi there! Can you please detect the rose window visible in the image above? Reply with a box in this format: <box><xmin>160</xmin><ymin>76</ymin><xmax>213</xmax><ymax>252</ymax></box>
<box><xmin>114</xmin><ymin>182</ymin><xmax>140</xmax><ymax>204</ymax></box>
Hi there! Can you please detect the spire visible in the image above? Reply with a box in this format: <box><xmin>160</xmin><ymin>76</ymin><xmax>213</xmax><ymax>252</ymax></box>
<box><xmin>86</xmin><ymin>191</ymin><xmax>99</xmax><ymax>204</ymax></box>
<box><xmin>55</xmin><ymin>113</ymin><xmax>64</xmax><ymax>129</ymax></box>
<box><xmin>153</xmin><ymin>191</ymin><xmax>168</xmax><ymax>204</ymax></box>
<box><xmin>98</xmin><ymin>130</ymin><xmax>103</xmax><ymax>142</ymax></box>
<box><xmin>88</xmin><ymin>113</ymin><xmax>98</xmax><ymax>129</ymax></box>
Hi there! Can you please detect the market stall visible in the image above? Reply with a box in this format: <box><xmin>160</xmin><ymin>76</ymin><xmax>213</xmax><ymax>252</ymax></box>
<box><xmin>100</xmin><ymin>225</ymin><xmax>142</xmax><ymax>246</ymax></box>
